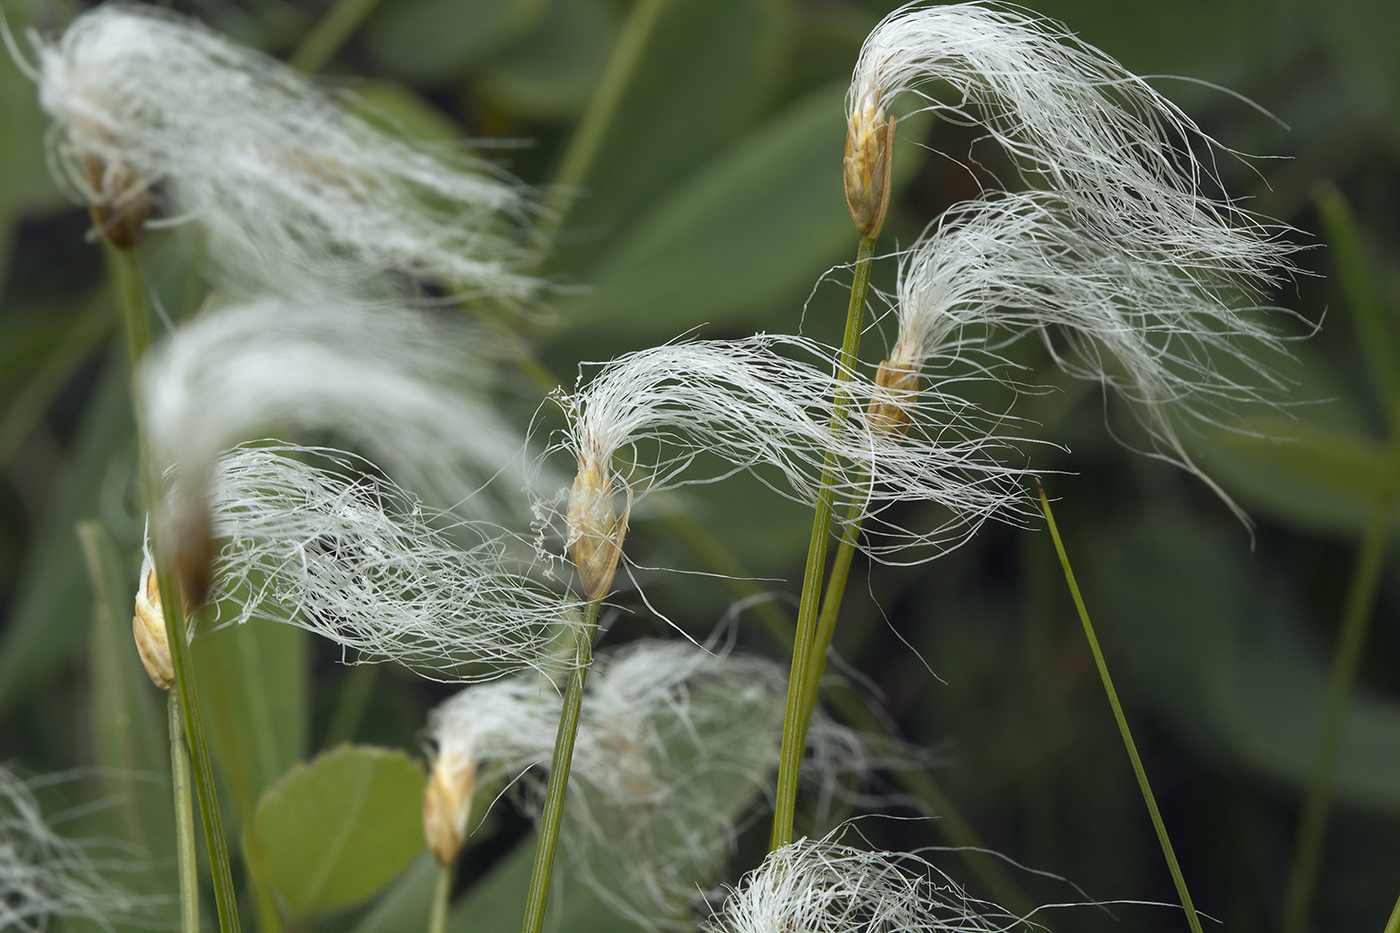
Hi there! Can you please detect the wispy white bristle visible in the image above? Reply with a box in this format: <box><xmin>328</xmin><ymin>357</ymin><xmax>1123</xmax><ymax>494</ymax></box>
<box><xmin>28</xmin><ymin>4</ymin><xmax>538</xmax><ymax>296</ymax></box>
<box><xmin>892</xmin><ymin>191</ymin><xmax>1296</xmax><ymax>518</ymax></box>
<box><xmin>207</xmin><ymin>444</ymin><xmax>578</xmax><ymax>681</ymax></box>
<box><xmin>850</xmin><ymin>1</ymin><xmax>1293</xmax><ymax>281</ymax></box>
<box><xmin>428</xmin><ymin>639</ymin><xmax>903</xmax><ymax>928</ymax></box>
<box><xmin>705</xmin><ymin>832</ymin><xmax>1020</xmax><ymax>933</ymax></box>
<box><xmin>543</xmin><ymin>335</ymin><xmax>1037</xmax><ymax>564</ymax></box>
<box><xmin>0</xmin><ymin>765</ymin><xmax>156</xmax><ymax>932</ymax></box>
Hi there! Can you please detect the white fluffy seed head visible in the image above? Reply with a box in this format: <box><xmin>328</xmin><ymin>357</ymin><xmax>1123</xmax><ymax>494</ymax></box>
<box><xmin>28</xmin><ymin>4</ymin><xmax>538</xmax><ymax>296</ymax></box>
<box><xmin>893</xmin><ymin>190</ymin><xmax>1296</xmax><ymax>518</ymax></box>
<box><xmin>0</xmin><ymin>765</ymin><xmax>156</xmax><ymax>932</ymax></box>
<box><xmin>705</xmin><ymin>833</ymin><xmax>1019</xmax><ymax>933</ymax></box>
<box><xmin>543</xmin><ymin>335</ymin><xmax>1037</xmax><ymax>565</ymax></box>
<box><xmin>207</xmin><ymin>444</ymin><xmax>580</xmax><ymax>682</ymax></box>
<box><xmin>850</xmin><ymin>1</ymin><xmax>1292</xmax><ymax>280</ymax></box>
<box><xmin>426</xmin><ymin>639</ymin><xmax>903</xmax><ymax>929</ymax></box>
<box><xmin>140</xmin><ymin>295</ymin><xmax>537</xmax><ymax>586</ymax></box>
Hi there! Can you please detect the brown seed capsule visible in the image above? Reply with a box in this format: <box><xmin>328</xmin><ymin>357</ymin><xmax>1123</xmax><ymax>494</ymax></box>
<box><xmin>566</xmin><ymin>441</ymin><xmax>630</xmax><ymax>603</ymax></box>
<box><xmin>843</xmin><ymin>108</ymin><xmax>896</xmax><ymax>241</ymax></box>
<box><xmin>78</xmin><ymin>118</ymin><xmax>149</xmax><ymax>252</ymax></box>
<box><xmin>423</xmin><ymin>751</ymin><xmax>475</xmax><ymax>866</ymax></box>
<box><xmin>132</xmin><ymin>556</ymin><xmax>174</xmax><ymax>691</ymax></box>
<box><xmin>866</xmin><ymin>356</ymin><xmax>919</xmax><ymax>437</ymax></box>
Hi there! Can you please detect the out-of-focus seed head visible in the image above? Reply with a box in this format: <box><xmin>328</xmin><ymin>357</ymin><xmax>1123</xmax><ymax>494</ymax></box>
<box><xmin>423</xmin><ymin>750</ymin><xmax>475</xmax><ymax>866</ymax></box>
<box><xmin>131</xmin><ymin>550</ymin><xmax>173</xmax><ymax>691</ymax></box>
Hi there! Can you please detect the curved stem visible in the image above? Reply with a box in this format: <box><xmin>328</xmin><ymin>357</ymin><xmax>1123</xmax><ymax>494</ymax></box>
<box><xmin>428</xmin><ymin>862</ymin><xmax>453</xmax><ymax>933</ymax></box>
<box><xmin>770</xmin><ymin>235</ymin><xmax>876</xmax><ymax>850</ymax></box>
<box><xmin>169</xmin><ymin>695</ymin><xmax>201</xmax><ymax>933</ymax></box>
<box><xmin>519</xmin><ymin>600</ymin><xmax>601</xmax><ymax>933</ymax></box>
<box><xmin>114</xmin><ymin>250</ymin><xmax>243</xmax><ymax>933</ymax></box>
<box><xmin>1038</xmin><ymin>484</ymin><xmax>1203</xmax><ymax>933</ymax></box>
<box><xmin>538</xmin><ymin>0</ymin><xmax>666</xmax><ymax>247</ymax></box>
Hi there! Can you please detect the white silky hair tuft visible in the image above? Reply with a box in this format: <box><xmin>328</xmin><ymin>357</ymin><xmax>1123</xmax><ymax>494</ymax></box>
<box><xmin>427</xmin><ymin>639</ymin><xmax>908</xmax><ymax>929</ymax></box>
<box><xmin>891</xmin><ymin>190</ymin><xmax>1298</xmax><ymax>520</ymax></box>
<box><xmin>1</xmin><ymin>765</ymin><xmax>157</xmax><ymax>932</ymax></box>
<box><xmin>542</xmin><ymin>334</ymin><xmax>1039</xmax><ymax>565</ymax></box>
<box><xmin>141</xmin><ymin>295</ymin><xmax>536</xmax><ymax>542</ymax></box>
<box><xmin>29</xmin><ymin>4</ymin><xmax>538</xmax><ymax>297</ymax></box>
<box><xmin>849</xmin><ymin>1</ymin><xmax>1293</xmax><ymax>284</ymax></box>
<box><xmin>705</xmin><ymin>832</ymin><xmax>1020</xmax><ymax>933</ymax></box>
<box><xmin>208</xmin><ymin>444</ymin><xmax>579</xmax><ymax>681</ymax></box>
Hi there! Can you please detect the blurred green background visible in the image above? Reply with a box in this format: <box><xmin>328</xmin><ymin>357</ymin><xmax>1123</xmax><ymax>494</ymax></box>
<box><xmin>2</xmin><ymin>0</ymin><xmax>1398</xmax><ymax>931</ymax></box>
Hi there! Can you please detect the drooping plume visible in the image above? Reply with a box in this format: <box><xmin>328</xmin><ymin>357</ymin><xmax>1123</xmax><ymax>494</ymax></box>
<box><xmin>25</xmin><ymin>4</ymin><xmax>537</xmax><ymax>295</ymax></box>
<box><xmin>207</xmin><ymin>444</ymin><xmax>579</xmax><ymax>682</ymax></box>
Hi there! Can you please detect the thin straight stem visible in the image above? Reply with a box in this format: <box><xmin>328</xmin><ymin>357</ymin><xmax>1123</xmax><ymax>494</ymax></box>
<box><xmin>1038</xmin><ymin>485</ymin><xmax>1203</xmax><ymax>933</ymax></box>
<box><xmin>427</xmin><ymin>862</ymin><xmax>453</xmax><ymax>933</ymax></box>
<box><xmin>794</xmin><ymin>502</ymin><xmax>862</xmax><ymax>748</ymax></box>
<box><xmin>290</xmin><ymin>0</ymin><xmax>386</xmax><ymax>73</ymax></box>
<box><xmin>169</xmin><ymin>694</ymin><xmax>201</xmax><ymax>933</ymax></box>
<box><xmin>1282</xmin><ymin>400</ymin><xmax>1400</xmax><ymax>933</ymax></box>
<box><xmin>538</xmin><ymin>0</ymin><xmax>666</xmax><ymax>247</ymax></box>
<box><xmin>770</xmin><ymin>235</ymin><xmax>876</xmax><ymax>851</ymax></box>
<box><xmin>519</xmin><ymin>600</ymin><xmax>601</xmax><ymax>933</ymax></box>
<box><xmin>114</xmin><ymin>250</ymin><xmax>243</xmax><ymax>933</ymax></box>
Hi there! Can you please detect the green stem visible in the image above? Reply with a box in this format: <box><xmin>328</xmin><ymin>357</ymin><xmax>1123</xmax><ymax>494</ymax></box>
<box><xmin>1282</xmin><ymin>400</ymin><xmax>1400</xmax><ymax>933</ymax></box>
<box><xmin>519</xmin><ymin>600</ymin><xmax>601</xmax><ymax>933</ymax></box>
<box><xmin>114</xmin><ymin>249</ymin><xmax>243</xmax><ymax>933</ymax></box>
<box><xmin>538</xmin><ymin>0</ymin><xmax>666</xmax><ymax>247</ymax></box>
<box><xmin>169</xmin><ymin>694</ymin><xmax>201</xmax><ymax>933</ymax></box>
<box><xmin>770</xmin><ymin>235</ymin><xmax>876</xmax><ymax>850</ymax></box>
<box><xmin>794</xmin><ymin>503</ymin><xmax>861</xmax><ymax>750</ymax></box>
<box><xmin>290</xmin><ymin>0</ymin><xmax>387</xmax><ymax>73</ymax></box>
<box><xmin>428</xmin><ymin>862</ymin><xmax>453</xmax><ymax>933</ymax></box>
<box><xmin>1037</xmin><ymin>484</ymin><xmax>1203</xmax><ymax>933</ymax></box>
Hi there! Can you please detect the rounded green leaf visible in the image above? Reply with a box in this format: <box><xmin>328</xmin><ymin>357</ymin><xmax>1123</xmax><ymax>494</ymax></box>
<box><xmin>253</xmin><ymin>745</ymin><xmax>425</xmax><ymax>919</ymax></box>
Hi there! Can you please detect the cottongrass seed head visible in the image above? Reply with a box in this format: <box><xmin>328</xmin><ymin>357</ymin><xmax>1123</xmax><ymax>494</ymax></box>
<box><xmin>889</xmin><ymin>190</ymin><xmax>1298</xmax><ymax>517</ymax></box>
<box><xmin>543</xmin><ymin>335</ymin><xmax>1038</xmax><ymax>566</ymax></box>
<box><xmin>426</xmin><ymin>639</ymin><xmax>905</xmax><ymax>929</ymax></box>
<box><xmin>22</xmin><ymin>3</ymin><xmax>538</xmax><ymax>295</ymax></box>
<box><xmin>705</xmin><ymin>831</ymin><xmax>1023</xmax><ymax>933</ymax></box>
<box><xmin>850</xmin><ymin>1</ymin><xmax>1294</xmax><ymax>280</ymax></box>
<box><xmin>207</xmin><ymin>444</ymin><xmax>581</xmax><ymax>682</ymax></box>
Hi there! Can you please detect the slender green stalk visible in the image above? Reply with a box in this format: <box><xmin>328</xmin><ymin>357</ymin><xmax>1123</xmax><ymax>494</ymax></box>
<box><xmin>520</xmin><ymin>600</ymin><xmax>601</xmax><ymax>933</ymax></box>
<box><xmin>169</xmin><ymin>695</ymin><xmax>201</xmax><ymax>933</ymax></box>
<box><xmin>113</xmin><ymin>249</ymin><xmax>243</xmax><ymax>933</ymax></box>
<box><xmin>538</xmin><ymin>0</ymin><xmax>666</xmax><ymax>247</ymax></box>
<box><xmin>290</xmin><ymin>0</ymin><xmax>387</xmax><ymax>73</ymax></box>
<box><xmin>428</xmin><ymin>863</ymin><xmax>453</xmax><ymax>933</ymax></box>
<box><xmin>1282</xmin><ymin>404</ymin><xmax>1400</xmax><ymax>933</ymax></box>
<box><xmin>794</xmin><ymin>503</ymin><xmax>861</xmax><ymax>750</ymax></box>
<box><xmin>1037</xmin><ymin>485</ymin><xmax>1203</xmax><ymax>933</ymax></box>
<box><xmin>770</xmin><ymin>235</ymin><xmax>876</xmax><ymax>850</ymax></box>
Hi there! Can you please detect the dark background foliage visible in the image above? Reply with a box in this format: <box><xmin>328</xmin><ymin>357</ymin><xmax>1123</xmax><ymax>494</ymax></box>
<box><xmin>2</xmin><ymin>0</ymin><xmax>1398</xmax><ymax>931</ymax></box>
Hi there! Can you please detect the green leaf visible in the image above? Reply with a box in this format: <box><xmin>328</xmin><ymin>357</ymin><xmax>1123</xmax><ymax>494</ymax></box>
<box><xmin>1200</xmin><ymin>417</ymin><xmax>1399</xmax><ymax>536</ymax></box>
<box><xmin>365</xmin><ymin>0</ymin><xmax>517</xmax><ymax>83</ymax></box>
<box><xmin>478</xmin><ymin>0</ymin><xmax>618</xmax><ymax>120</ymax></box>
<box><xmin>253</xmin><ymin>745</ymin><xmax>426</xmax><ymax>919</ymax></box>
<box><xmin>350</xmin><ymin>80</ymin><xmax>466</xmax><ymax>143</ymax></box>
<box><xmin>561</xmin><ymin>83</ymin><xmax>933</xmax><ymax>348</ymax></box>
<box><xmin>347</xmin><ymin>852</ymin><xmax>437</xmax><ymax>933</ymax></box>
<box><xmin>551</xmin><ymin>0</ymin><xmax>794</xmax><ymax>274</ymax></box>
<box><xmin>193</xmin><ymin>616</ymin><xmax>309</xmax><ymax>820</ymax></box>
